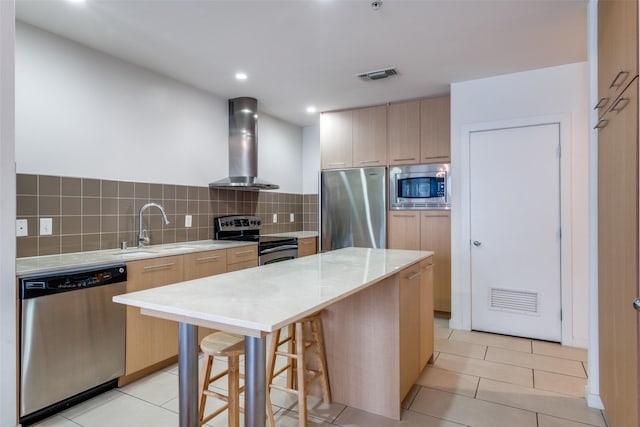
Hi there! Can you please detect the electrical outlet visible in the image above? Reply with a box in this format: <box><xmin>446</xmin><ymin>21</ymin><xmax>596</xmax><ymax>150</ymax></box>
<box><xmin>16</xmin><ymin>219</ymin><xmax>28</xmax><ymax>237</ymax></box>
<box><xmin>185</xmin><ymin>215</ymin><xmax>192</xmax><ymax>228</ymax></box>
<box><xmin>289</xmin><ymin>213</ymin><xmax>294</xmax><ymax>223</ymax></box>
<box><xmin>272</xmin><ymin>213</ymin><xmax>278</xmax><ymax>223</ymax></box>
<box><xmin>40</xmin><ymin>218</ymin><xmax>53</xmax><ymax>236</ymax></box>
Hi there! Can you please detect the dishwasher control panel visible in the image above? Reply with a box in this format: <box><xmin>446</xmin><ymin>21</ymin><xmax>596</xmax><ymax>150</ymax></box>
<box><xmin>20</xmin><ymin>265</ymin><xmax>126</xmax><ymax>299</ymax></box>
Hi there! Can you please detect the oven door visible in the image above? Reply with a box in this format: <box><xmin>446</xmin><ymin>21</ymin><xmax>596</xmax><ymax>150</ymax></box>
<box><xmin>259</xmin><ymin>241</ymin><xmax>298</xmax><ymax>265</ymax></box>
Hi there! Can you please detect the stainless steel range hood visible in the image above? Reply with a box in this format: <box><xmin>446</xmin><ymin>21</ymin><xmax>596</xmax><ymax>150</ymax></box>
<box><xmin>209</xmin><ymin>97</ymin><xmax>279</xmax><ymax>191</ymax></box>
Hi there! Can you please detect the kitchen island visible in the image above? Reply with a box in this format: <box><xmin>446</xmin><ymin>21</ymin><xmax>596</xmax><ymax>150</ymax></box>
<box><xmin>113</xmin><ymin>247</ymin><xmax>434</xmax><ymax>427</ymax></box>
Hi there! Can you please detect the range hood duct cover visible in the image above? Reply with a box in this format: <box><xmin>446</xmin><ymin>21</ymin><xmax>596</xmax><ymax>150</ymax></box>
<box><xmin>209</xmin><ymin>97</ymin><xmax>279</xmax><ymax>191</ymax></box>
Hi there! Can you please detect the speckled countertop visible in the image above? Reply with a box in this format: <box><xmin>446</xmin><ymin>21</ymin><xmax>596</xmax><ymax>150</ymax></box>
<box><xmin>16</xmin><ymin>240</ymin><xmax>257</xmax><ymax>276</ymax></box>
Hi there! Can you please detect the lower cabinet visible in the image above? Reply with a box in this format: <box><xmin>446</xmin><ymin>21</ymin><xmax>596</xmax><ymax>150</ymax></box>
<box><xmin>125</xmin><ymin>255</ymin><xmax>184</xmax><ymax>375</ymax></box>
<box><xmin>388</xmin><ymin>210</ymin><xmax>451</xmax><ymax>313</ymax></box>
<box><xmin>297</xmin><ymin>236</ymin><xmax>318</xmax><ymax>257</ymax></box>
<box><xmin>419</xmin><ymin>258</ymin><xmax>434</xmax><ymax>367</ymax></box>
<box><xmin>123</xmin><ymin>246</ymin><xmax>257</xmax><ymax>379</ymax></box>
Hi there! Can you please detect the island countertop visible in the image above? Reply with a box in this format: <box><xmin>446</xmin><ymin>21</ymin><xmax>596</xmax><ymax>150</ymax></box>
<box><xmin>112</xmin><ymin>247</ymin><xmax>432</xmax><ymax>337</ymax></box>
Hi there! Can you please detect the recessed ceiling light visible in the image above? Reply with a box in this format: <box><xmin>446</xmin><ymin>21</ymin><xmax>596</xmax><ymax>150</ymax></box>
<box><xmin>235</xmin><ymin>72</ymin><xmax>248</xmax><ymax>81</ymax></box>
<box><xmin>306</xmin><ymin>106</ymin><xmax>317</xmax><ymax>113</ymax></box>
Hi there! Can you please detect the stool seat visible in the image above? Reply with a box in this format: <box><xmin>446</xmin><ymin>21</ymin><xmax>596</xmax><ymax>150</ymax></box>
<box><xmin>200</xmin><ymin>332</ymin><xmax>244</xmax><ymax>356</ymax></box>
<box><xmin>199</xmin><ymin>332</ymin><xmax>245</xmax><ymax>427</ymax></box>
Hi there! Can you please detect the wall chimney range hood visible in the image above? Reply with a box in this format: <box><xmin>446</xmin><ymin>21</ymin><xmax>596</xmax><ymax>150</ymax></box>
<box><xmin>209</xmin><ymin>97</ymin><xmax>279</xmax><ymax>191</ymax></box>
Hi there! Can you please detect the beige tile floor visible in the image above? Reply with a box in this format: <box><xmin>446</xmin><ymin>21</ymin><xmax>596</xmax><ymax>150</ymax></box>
<box><xmin>33</xmin><ymin>318</ymin><xmax>605</xmax><ymax>427</ymax></box>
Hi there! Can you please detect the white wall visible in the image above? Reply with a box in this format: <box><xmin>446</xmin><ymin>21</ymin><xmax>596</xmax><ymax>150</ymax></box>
<box><xmin>0</xmin><ymin>2</ymin><xmax>17</xmax><ymax>426</ymax></box>
<box><xmin>450</xmin><ymin>62</ymin><xmax>590</xmax><ymax>348</ymax></box>
<box><xmin>302</xmin><ymin>125</ymin><xmax>320</xmax><ymax>194</ymax></box>
<box><xmin>15</xmin><ymin>22</ymin><xmax>303</xmax><ymax>193</ymax></box>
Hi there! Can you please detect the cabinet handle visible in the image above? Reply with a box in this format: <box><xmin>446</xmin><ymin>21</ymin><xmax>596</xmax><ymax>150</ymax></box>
<box><xmin>610</xmin><ymin>96</ymin><xmax>630</xmax><ymax>112</ymax></box>
<box><xmin>328</xmin><ymin>162</ymin><xmax>346</xmax><ymax>166</ymax></box>
<box><xmin>143</xmin><ymin>262</ymin><xmax>176</xmax><ymax>270</ymax></box>
<box><xmin>393</xmin><ymin>157</ymin><xmax>416</xmax><ymax>162</ymax></box>
<box><xmin>423</xmin><ymin>214</ymin><xmax>448</xmax><ymax>218</ymax></box>
<box><xmin>594</xmin><ymin>97</ymin><xmax>609</xmax><ymax>109</ymax></box>
<box><xmin>423</xmin><ymin>156</ymin><xmax>449</xmax><ymax>160</ymax></box>
<box><xmin>196</xmin><ymin>255</ymin><xmax>221</xmax><ymax>262</ymax></box>
<box><xmin>407</xmin><ymin>271</ymin><xmax>421</xmax><ymax>280</ymax></box>
<box><xmin>422</xmin><ymin>264</ymin><xmax>434</xmax><ymax>271</ymax></box>
<box><xmin>233</xmin><ymin>249</ymin><xmax>255</xmax><ymax>255</ymax></box>
<box><xmin>593</xmin><ymin>119</ymin><xmax>609</xmax><ymax>130</ymax></box>
<box><xmin>359</xmin><ymin>160</ymin><xmax>380</xmax><ymax>164</ymax></box>
<box><xmin>393</xmin><ymin>214</ymin><xmax>416</xmax><ymax>218</ymax></box>
<box><xmin>301</xmin><ymin>241</ymin><xmax>314</xmax><ymax>245</ymax></box>
<box><xmin>609</xmin><ymin>70</ymin><xmax>629</xmax><ymax>89</ymax></box>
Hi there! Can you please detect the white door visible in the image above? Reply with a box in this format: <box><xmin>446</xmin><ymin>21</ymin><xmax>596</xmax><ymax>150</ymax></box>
<box><xmin>470</xmin><ymin>124</ymin><xmax>561</xmax><ymax>342</ymax></box>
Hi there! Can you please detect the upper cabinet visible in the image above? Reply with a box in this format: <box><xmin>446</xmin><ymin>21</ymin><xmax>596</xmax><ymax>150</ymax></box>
<box><xmin>321</xmin><ymin>106</ymin><xmax>387</xmax><ymax>169</ymax></box>
<box><xmin>353</xmin><ymin>105</ymin><xmax>388</xmax><ymax>166</ymax></box>
<box><xmin>388</xmin><ymin>100</ymin><xmax>421</xmax><ymax>165</ymax></box>
<box><xmin>320</xmin><ymin>110</ymin><xmax>353</xmax><ymax>169</ymax></box>
<box><xmin>420</xmin><ymin>96</ymin><xmax>451</xmax><ymax>163</ymax></box>
<box><xmin>388</xmin><ymin>96</ymin><xmax>450</xmax><ymax>166</ymax></box>
<box><xmin>596</xmin><ymin>0</ymin><xmax>638</xmax><ymax>114</ymax></box>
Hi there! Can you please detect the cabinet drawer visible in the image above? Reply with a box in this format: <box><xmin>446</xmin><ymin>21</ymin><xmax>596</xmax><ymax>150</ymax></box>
<box><xmin>126</xmin><ymin>255</ymin><xmax>184</xmax><ymax>291</ymax></box>
<box><xmin>184</xmin><ymin>249</ymin><xmax>227</xmax><ymax>280</ymax></box>
<box><xmin>227</xmin><ymin>259</ymin><xmax>258</xmax><ymax>272</ymax></box>
<box><xmin>227</xmin><ymin>245</ymin><xmax>258</xmax><ymax>265</ymax></box>
<box><xmin>297</xmin><ymin>237</ymin><xmax>317</xmax><ymax>258</ymax></box>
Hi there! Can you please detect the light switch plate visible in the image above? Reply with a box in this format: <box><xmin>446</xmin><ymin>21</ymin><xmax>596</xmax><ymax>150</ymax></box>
<box><xmin>16</xmin><ymin>219</ymin><xmax>28</xmax><ymax>237</ymax></box>
<box><xmin>272</xmin><ymin>213</ymin><xmax>278</xmax><ymax>223</ymax></box>
<box><xmin>289</xmin><ymin>213</ymin><xmax>294</xmax><ymax>223</ymax></box>
<box><xmin>185</xmin><ymin>215</ymin><xmax>192</xmax><ymax>228</ymax></box>
<box><xmin>40</xmin><ymin>218</ymin><xmax>53</xmax><ymax>236</ymax></box>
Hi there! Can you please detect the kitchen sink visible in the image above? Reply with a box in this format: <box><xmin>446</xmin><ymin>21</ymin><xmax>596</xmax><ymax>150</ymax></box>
<box><xmin>114</xmin><ymin>250</ymin><xmax>158</xmax><ymax>258</ymax></box>
<box><xmin>163</xmin><ymin>246</ymin><xmax>198</xmax><ymax>251</ymax></box>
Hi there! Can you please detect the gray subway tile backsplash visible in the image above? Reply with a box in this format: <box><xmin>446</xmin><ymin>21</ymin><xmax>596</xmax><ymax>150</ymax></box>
<box><xmin>16</xmin><ymin>173</ymin><xmax>319</xmax><ymax>257</ymax></box>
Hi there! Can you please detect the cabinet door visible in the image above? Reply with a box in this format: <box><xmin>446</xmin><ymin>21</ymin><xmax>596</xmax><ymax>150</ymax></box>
<box><xmin>420</xmin><ymin>211</ymin><xmax>451</xmax><ymax>313</ymax></box>
<box><xmin>227</xmin><ymin>245</ymin><xmax>258</xmax><ymax>265</ymax></box>
<box><xmin>321</xmin><ymin>110</ymin><xmax>353</xmax><ymax>169</ymax></box>
<box><xmin>387</xmin><ymin>211</ymin><xmax>420</xmax><ymax>250</ymax></box>
<box><xmin>419</xmin><ymin>258</ymin><xmax>434</xmax><ymax>369</ymax></box>
<box><xmin>183</xmin><ymin>249</ymin><xmax>227</xmax><ymax>341</ymax></box>
<box><xmin>125</xmin><ymin>256</ymin><xmax>184</xmax><ymax>375</ymax></box>
<box><xmin>597</xmin><ymin>0</ymin><xmax>638</xmax><ymax>113</ymax></box>
<box><xmin>183</xmin><ymin>249</ymin><xmax>227</xmax><ymax>280</ymax></box>
<box><xmin>598</xmin><ymin>78</ymin><xmax>638</xmax><ymax>427</ymax></box>
<box><xmin>399</xmin><ymin>265</ymin><xmax>421</xmax><ymax>399</ymax></box>
<box><xmin>420</xmin><ymin>96</ymin><xmax>451</xmax><ymax>163</ymax></box>
<box><xmin>297</xmin><ymin>237</ymin><xmax>317</xmax><ymax>257</ymax></box>
<box><xmin>388</xmin><ymin>100</ymin><xmax>420</xmax><ymax>165</ymax></box>
<box><xmin>227</xmin><ymin>259</ymin><xmax>258</xmax><ymax>272</ymax></box>
<box><xmin>353</xmin><ymin>105</ymin><xmax>387</xmax><ymax>167</ymax></box>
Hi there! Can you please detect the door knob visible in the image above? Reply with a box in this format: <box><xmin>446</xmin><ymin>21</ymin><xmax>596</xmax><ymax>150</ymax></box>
<box><xmin>634</xmin><ymin>298</ymin><xmax>640</xmax><ymax>312</ymax></box>
<box><xmin>473</xmin><ymin>241</ymin><xmax>482</xmax><ymax>247</ymax></box>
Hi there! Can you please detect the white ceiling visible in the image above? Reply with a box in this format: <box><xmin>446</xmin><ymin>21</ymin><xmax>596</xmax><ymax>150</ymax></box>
<box><xmin>16</xmin><ymin>0</ymin><xmax>588</xmax><ymax>127</ymax></box>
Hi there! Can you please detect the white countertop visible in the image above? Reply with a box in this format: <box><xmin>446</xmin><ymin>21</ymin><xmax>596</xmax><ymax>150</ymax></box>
<box><xmin>262</xmin><ymin>231</ymin><xmax>318</xmax><ymax>239</ymax></box>
<box><xmin>113</xmin><ymin>247</ymin><xmax>432</xmax><ymax>337</ymax></box>
<box><xmin>16</xmin><ymin>240</ymin><xmax>257</xmax><ymax>276</ymax></box>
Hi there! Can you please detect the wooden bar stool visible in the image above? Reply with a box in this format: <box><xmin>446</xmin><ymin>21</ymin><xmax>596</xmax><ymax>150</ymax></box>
<box><xmin>265</xmin><ymin>313</ymin><xmax>331</xmax><ymax>427</ymax></box>
<box><xmin>198</xmin><ymin>332</ymin><xmax>245</xmax><ymax>427</ymax></box>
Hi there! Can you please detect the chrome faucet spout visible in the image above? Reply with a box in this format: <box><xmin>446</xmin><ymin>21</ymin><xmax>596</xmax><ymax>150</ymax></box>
<box><xmin>138</xmin><ymin>202</ymin><xmax>170</xmax><ymax>247</ymax></box>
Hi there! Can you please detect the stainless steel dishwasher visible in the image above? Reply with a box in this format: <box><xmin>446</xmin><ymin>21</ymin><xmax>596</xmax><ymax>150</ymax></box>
<box><xmin>19</xmin><ymin>263</ymin><xmax>127</xmax><ymax>426</ymax></box>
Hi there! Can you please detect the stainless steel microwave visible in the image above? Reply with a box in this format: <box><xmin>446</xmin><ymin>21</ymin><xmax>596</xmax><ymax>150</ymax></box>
<box><xmin>389</xmin><ymin>163</ymin><xmax>451</xmax><ymax>210</ymax></box>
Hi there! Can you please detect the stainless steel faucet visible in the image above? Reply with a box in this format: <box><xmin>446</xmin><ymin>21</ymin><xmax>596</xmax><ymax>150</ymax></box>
<box><xmin>138</xmin><ymin>202</ymin><xmax>170</xmax><ymax>247</ymax></box>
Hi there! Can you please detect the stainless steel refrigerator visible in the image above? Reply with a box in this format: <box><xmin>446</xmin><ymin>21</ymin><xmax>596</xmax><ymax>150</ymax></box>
<box><xmin>321</xmin><ymin>167</ymin><xmax>386</xmax><ymax>251</ymax></box>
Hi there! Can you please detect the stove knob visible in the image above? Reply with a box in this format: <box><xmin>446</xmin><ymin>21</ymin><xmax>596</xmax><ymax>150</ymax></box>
<box><xmin>256</xmin><ymin>219</ymin><xmax>261</xmax><ymax>226</ymax></box>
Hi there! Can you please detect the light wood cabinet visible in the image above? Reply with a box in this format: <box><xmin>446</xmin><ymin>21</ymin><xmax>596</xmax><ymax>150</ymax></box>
<box><xmin>420</xmin><ymin>211</ymin><xmax>451</xmax><ymax>313</ymax></box>
<box><xmin>419</xmin><ymin>258</ymin><xmax>434</xmax><ymax>368</ymax></box>
<box><xmin>388</xmin><ymin>100</ymin><xmax>421</xmax><ymax>165</ymax></box>
<box><xmin>125</xmin><ymin>255</ymin><xmax>184</xmax><ymax>375</ymax></box>
<box><xmin>227</xmin><ymin>245</ymin><xmax>259</xmax><ymax>266</ymax></box>
<box><xmin>184</xmin><ymin>249</ymin><xmax>227</xmax><ymax>342</ymax></box>
<box><xmin>387</xmin><ymin>211</ymin><xmax>420</xmax><ymax>250</ymax></box>
<box><xmin>353</xmin><ymin>105</ymin><xmax>387</xmax><ymax>167</ymax></box>
<box><xmin>597</xmin><ymin>0</ymin><xmax>638</xmax><ymax>114</ymax></box>
<box><xmin>420</xmin><ymin>96</ymin><xmax>451</xmax><ymax>162</ymax></box>
<box><xmin>399</xmin><ymin>264</ymin><xmax>421</xmax><ymax>398</ymax></box>
<box><xmin>388</xmin><ymin>210</ymin><xmax>451</xmax><ymax>313</ymax></box>
<box><xmin>320</xmin><ymin>110</ymin><xmax>353</xmax><ymax>169</ymax></box>
<box><xmin>297</xmin><ymin>236</ymin><xmax>317</xmax><ymax>257</ymax></box>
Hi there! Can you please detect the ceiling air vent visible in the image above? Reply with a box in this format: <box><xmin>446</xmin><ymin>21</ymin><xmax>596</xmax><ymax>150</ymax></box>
<box><xmin>357</xmin><ymin>67</ymin><xmax>398</xmax><ymax>81</ymax></box>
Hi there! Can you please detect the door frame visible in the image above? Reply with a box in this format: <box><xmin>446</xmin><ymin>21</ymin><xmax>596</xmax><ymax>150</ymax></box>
<box><xmin>451</xmin><ymin>114</ymin><xmax>574</xmax><ymax>345</ymax></box>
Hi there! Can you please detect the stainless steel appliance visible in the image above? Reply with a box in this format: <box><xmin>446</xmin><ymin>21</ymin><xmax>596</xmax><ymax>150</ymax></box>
<box><xmin>321</xmin><ymin>167</ymin><xmax>386</xmax><ymax>251</ymax></box>
<box><xmin>214</xmin><ymin>215</ymin><xmax>297</xmax><ymax>264</ymax></box>
<box><xmin>389</xmin><ymin>163</ymin><xmax>451</xmax><ymax>210</ymax></box>
<box><xmin>19</xmin><ymin>264</ymin><xmax>127</xmax><ymax>426</ymax></box>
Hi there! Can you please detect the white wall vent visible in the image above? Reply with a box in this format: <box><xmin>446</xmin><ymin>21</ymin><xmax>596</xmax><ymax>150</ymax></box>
<box><xmin>490</xmin><ymin>287</ymin><xmax>539</xmax><ymax>315</ymax></box>
<box><xmin>357</xmin><ymin>67</ymin><xmax>398</xmax><ymax>81</ymax></box>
